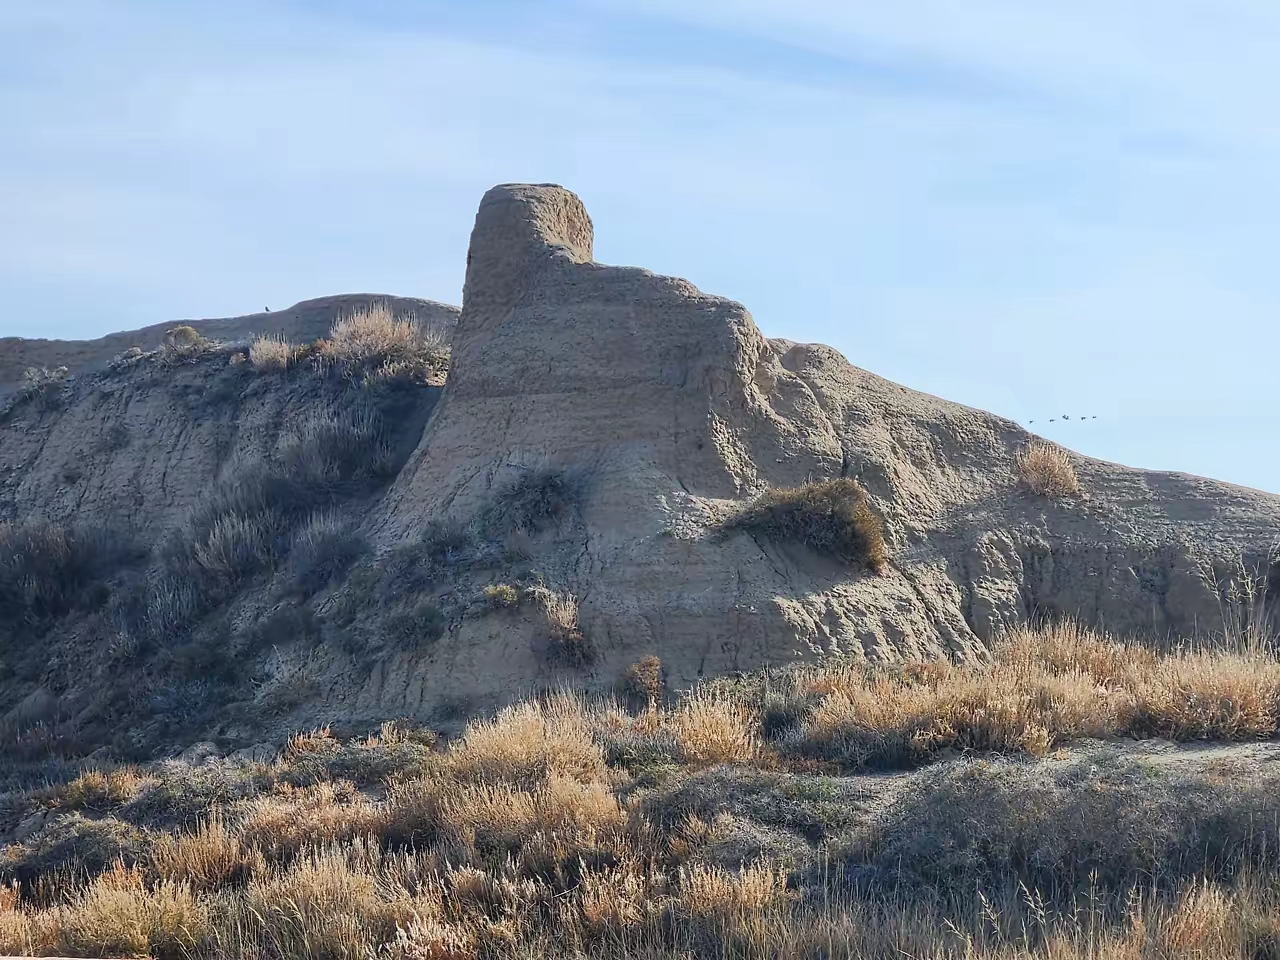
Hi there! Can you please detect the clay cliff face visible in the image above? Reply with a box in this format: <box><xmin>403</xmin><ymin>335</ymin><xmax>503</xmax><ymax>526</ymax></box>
<box><xmin>353</xmin><ymin>184</ymin><xmax>1277</xmax><ymax>715</ymax></box>
<box><xmin>1</xmin><ymin>184</ymin><xmax>1277</xmax><ymax>756</ymax></box>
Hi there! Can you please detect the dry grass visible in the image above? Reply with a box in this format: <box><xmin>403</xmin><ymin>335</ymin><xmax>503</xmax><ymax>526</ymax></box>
<box><xmin>0</xmin><ymin>518</ymin><xmax>134</xmax><ymax>639</ymax></box>
<box><xmin>724</xmin><ymin>479</ymin><xmax>888</xmax><ymax>573</ymax></box>
<box><xmin>58</xmin><ymin>767</ymin><xmax>157</xmax><ymax>811</ymax></box>
<box><xmin>525</xmin><ymin>586</ymin><xmax>594</xmax><ymax>667</ymax></box>
<box><xmin>325</xmin><ymin>304</ymin><xmax>418</xmax><ymax>363</ymax></box>
<box><xmin>625</xmin><ymin>655</ymin><xmax>665</xmax><ymax>704</ymax></box>
<box><xmin>248</xmin><ymin>334</ymin><xmax>300</xmax><ymax>371</ymax></box>
<box><xmin>1016</xmin><ymin>441</ymin><xmax>1081</xmax><ymax>497</ymax></box>
<box><xmin>16</xmin><ymin>364</ymin><xmax>68</xmax><ymax>402</ymax></box>
<box><xmin>315</xmin><ymin>302</ymin><xmax>450</xmax><ymax>383</ymax></box>
<box><xmin>10</xmin><ymin>622</ymin><xmax>1280</xmax><ymax>959</ymax></box>
<box><xmin>1198</xmin><ymin>550</ymin><xmax>1279</xmax><ymax>654</ymax></box>
<box><xmin>781</xmin><ymin>620</ymin><xmax>1280</xmax><ymax>768</ymax></box>
<box><xmin>151</xmin><ymin>814</ymin><xmax>266</xmax><ymax>889</ymax></box>
<box><xmin>191</xmin><ymin>512</ymin><xmax>273</xmax><ymax>583</ymax></box>
<box><xmin>446</xmin><ymin>697</ymin><xmax>606</xmax><ymax>787</ymax></box>
<box><xmin>669</xmin><ymin>690</ymin><xmax>759</xmax><ymax>765</ymax></box>
<box><xmin>50</xmin><ymin>865</ymin><xmax>209</xmax><ymax>960</ymax></box>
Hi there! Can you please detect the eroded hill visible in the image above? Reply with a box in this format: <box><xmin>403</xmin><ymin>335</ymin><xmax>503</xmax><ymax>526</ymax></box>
<box><xmin>1</xmin><ymin>184</ymin><xmax>1277</xmax><ymax>765</ymax></box>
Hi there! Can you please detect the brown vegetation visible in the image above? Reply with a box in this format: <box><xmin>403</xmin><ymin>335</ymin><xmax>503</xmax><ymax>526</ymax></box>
<box><xmin>483</xmin><ymin>583</ymin><xmax>520</xmax><ymax>608</ymax></box>
<box><xmin>725</xmin><ymin>479</ymin><xmax>888</xmax><ymax>572</ymax></box>
<box><xmin>244</xmin><ymin>303</ymin><xmax>452</xmax><ymax>382</ymax></box>
<box><xmin>1016</xmin><ymin>441</ymin><xmax>1081</xmax><ymax>497</ymax></box>
<box><xmin>248</xmin><ymin>334</ymin><xmax>300</xmax><ymax>371</ymax></box>
<box><xmin>767</xmin><ymin>619</ymin><xmax>1280</xmax><ymax>768</ymax></box>
<box><xmin>625</xmin><ymin>655</ymin><xmax>665</xmax><ymax>703</ymax></box>
<box><xmin>6</xmin><ymin>621</ymin><xmax>1280</xmax><ymax>958</ymax></box>
<box><xmin>314</xmin><ymin>303</ymin><xmax>450</xmax><ymax>383</ymax></box>
<box><xmin>524</xmin><ymin>586</ymin><xmax>593</xmax><ymax>667</ymax></box>
<box><xmin>17</xmin><ymin>364</ymin><xmax>69</xmax><ymax>402</ymax></box>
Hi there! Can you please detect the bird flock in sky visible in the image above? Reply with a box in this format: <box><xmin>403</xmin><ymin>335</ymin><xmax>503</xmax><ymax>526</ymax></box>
<box><xmin>1028</xmin><ymin>415</ymin><xmax>1099</xmax><ymax>424</ymax></box>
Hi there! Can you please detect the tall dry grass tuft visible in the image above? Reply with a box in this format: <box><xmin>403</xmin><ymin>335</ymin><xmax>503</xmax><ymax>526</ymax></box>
<box><xmin>249</xmin><ymin>334</ymin><xmax>300</xmax><ymax>371</ymax></box>
<box><xmin>384</xmin><ymin>910</ymin><xmax>477</xmax><ymax>960</ymax></box>
<box><xmin>152</xmin><ymin>813</ymin><xmax>265</xmax><ymax>889</ymax></box>
<box><xmin>0</xmin><ymin>884</ymin><xmax>35</xmax><ymax>957</ymax></box>
<box><xmin>525</xmin><ymin>587</ymin><xmax>593</xmax><ymax>667</ymax></box>
<box><xmin>1016</xmin><ymin>441</ymin><xmax>1081</xmax><ymax>497</ymax></box>
<box><xmin>325</xmin><ymin>304</ymin><xmax>419</xmax><ymax>363</ymax></box>
<box><xmin>238</xmin><ymin>781</ymin><xmax>389</xmax><ymax>860</ymax></box>
<box><xmin>447</xmin><ymin>697</ymin><xmax>606</xmax><ymax>787</ymax></box>
<box><xmin>430</xmin><ymin>774</ymin><xmax>626</xmax><ymax>861</ymax></box>
<box><xmin>237</xmin><ymin>845</ymin><xmax>412</xmax><ymax>960</ymax></box>
<box><xmin>316</xmin><ymin>302</ymin><xmax>449</xmax><ymax>382</ymax></box>
<box><xmin>52</xmin><ymin>866</ymin><xmax>209</xmax><ymax>960</ymax></box>
<box><xmin>1197</xmin><ymin>550</ymin><xmax>1280</xmax><ymax>656</ymax></box>
<box><xmin>58</xmin><ymin>766</ymin><xmax>157</xmax><ymax>810</ymax></box>
<box><xmin>677</xmin><ymin>862</ymin><xmax>792</xmax><ymax>920</ymax></box>
<box><xmin>668</xmin><ymin>690</ymin><xmax>759</xmax><ymax>765</ymax></box>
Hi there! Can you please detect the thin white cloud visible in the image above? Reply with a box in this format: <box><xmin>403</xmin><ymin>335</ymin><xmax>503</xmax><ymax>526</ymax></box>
<box><xmin>604</xmin><ymin>0</ymin><xmax>1280</xmax><ymax>150</ymax></box>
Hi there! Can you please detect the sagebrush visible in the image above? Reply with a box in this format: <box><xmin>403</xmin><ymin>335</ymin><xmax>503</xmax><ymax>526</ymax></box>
<box><xmin>724</xmin><ymin>478</ymin><xmax>887</xmax><ymax>572</ymax></box>
<box><xmin>0</xmin><ymin>520</ymin><xmax>135</xmax><ymax>636</ymax></box>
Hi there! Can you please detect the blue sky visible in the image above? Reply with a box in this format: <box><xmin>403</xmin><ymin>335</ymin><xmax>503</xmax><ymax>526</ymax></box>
<box><xmin>3</xmin><ymin>1</ymin><xmax>1278</xmax><ymax>492</ymax></box>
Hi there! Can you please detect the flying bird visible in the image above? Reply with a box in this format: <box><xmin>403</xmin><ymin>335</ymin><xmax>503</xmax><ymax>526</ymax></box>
<box><xmin>1062</xmin><ymin>415</ymin><xmax>1071</xmax><ymax>420</ymax></box>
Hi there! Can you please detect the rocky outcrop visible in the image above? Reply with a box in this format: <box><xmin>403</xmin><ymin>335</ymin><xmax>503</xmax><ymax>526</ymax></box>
<box><xmin>0</xmin><ymin>344</ymin><xmax>440</xmax><ymax>539</ymax></box>
<box><xmin>1</xmin><ymin>183</ymin><xmax>1277</xmax><ymax>753</ymax></box>
<box><xmin>357</xmin><ymin>183</ymin><xmax>1279</xmax><ymax>712</ymax></box>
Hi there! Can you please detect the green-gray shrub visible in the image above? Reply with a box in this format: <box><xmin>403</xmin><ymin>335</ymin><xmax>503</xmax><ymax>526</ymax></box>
<box><xmin>0</xmin><ymin>520</ymin><xmax>137</xmax><ymax>635</ymax></box>
<box><xmin>839</xmin><ymin>755</ymin><xmax>1280</xmax><ymax>908</ymax></box>
<box><xmin>483</xmin><ymin>468</ymin><xmax>580</xmax><ymax>535</ymax></box>
<box><xmin>285</xmin><ymin>512</ymin><xmax>369</xmax><ymax>596</ymax></box>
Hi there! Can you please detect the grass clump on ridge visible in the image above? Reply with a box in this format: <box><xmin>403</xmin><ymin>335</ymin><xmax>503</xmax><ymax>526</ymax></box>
<box><xmin>315</xmin><ymin>302</ymin><xmax>450</xmax><ymax>383</ymax></box>
<box><xmin>159</xmin><ymin>325</ymin><xmax>211</xmax><ymax>364</ymax></box>
<box><xmin>9</xmin><ymin>624</ymin><xmax>1280</xmax><ymax>959</ymax></box>
<box><xmin>247</xmin><ymin>334</ymin><xmax>300</xmax><ymax>371</ymax></box>
<box><xmin>1016</xmin><ymin>440</ymin><xmax>1080</xmax><ymax>498</ymax></box>
<box><xmin>724</xmin><ymin>478</ymin><xmax>887</xmax><ymax>573</ymax></box>
<box><xmin>246</xmin><ymin>303</ymin><xmax>451</xmax><ymax>382</ymax></box>
<box><xmin>18</xmin><ymin>365</ymin><xmax>69</xmax><ymax>401</ymax></box>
